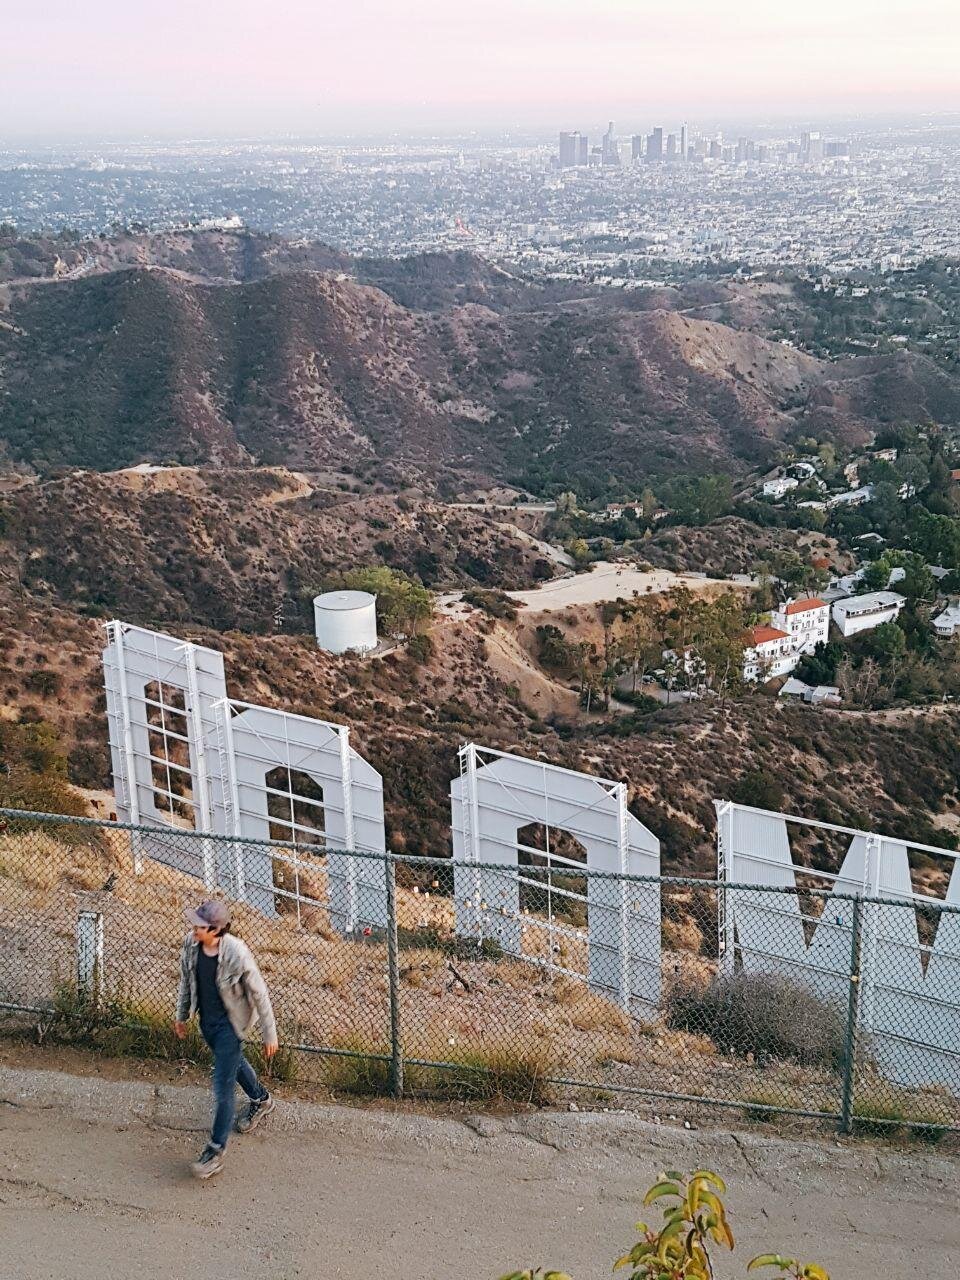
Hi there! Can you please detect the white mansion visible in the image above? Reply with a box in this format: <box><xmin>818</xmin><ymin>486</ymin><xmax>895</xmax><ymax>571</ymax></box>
<box><xmin>743</xmin><ymin>597</ymin><xmax>830</xmax><ymax>683</ymax></box>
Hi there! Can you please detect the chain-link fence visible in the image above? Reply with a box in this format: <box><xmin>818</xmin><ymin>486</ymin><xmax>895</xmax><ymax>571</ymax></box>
<box><xmin>1</xmin><ymin>808</ymin><xmax>958</xmax><ymax>1138</ymax></box>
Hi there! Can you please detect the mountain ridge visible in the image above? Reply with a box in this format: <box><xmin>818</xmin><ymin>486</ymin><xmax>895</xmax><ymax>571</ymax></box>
<box><xmin>2</xmin><ymin>230</ymin><xmax>959</xmax><ymax>492</ymax></box>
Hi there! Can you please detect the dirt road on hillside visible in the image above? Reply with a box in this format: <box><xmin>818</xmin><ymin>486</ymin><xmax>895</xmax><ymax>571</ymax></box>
<box><xmin>505</xmin><ymin>562</ymin><xmax>738</xmax><ymax>611</ymax></box>
<box><xmin>0</xmin><ymin>1066</ymin><xmax>957</xmax><ymax>1280</ymax></box>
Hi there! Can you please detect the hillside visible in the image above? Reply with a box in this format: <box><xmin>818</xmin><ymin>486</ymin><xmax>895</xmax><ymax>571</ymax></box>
<box><xmin>1</xmin><ymin>465</ymin><xmax>956</xmax><ymax>873</ymax></box>
<box><xmin>0</xmin><ymin>227</ymin><xmax>589</xmax><ymax>309</ymax></box>
<box><xmin>2</xmin><ymin>231</ymin><xmax>959</xmax><ymax>491</ymax></box>
<box><xmin>642</xmin><ymin>517</ymin><xmax>838</xmax><ymax>576</ymax></box>
<box><xmin>3</xmin><ymin>581</ymin><xmax>958</xmax><ymax>874</ymax></box>
<box><xmin>0</xmin><ymin>227</ymin><xmax>352</xmax><ymax>287</ymax></box>
<box><xmin>0</xmin><ymin>467</ymin><xmax>554</xmax><ymax>632</ymax></box>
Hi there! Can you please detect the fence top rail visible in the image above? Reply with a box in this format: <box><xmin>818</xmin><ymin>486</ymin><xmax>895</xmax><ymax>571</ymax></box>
<box><xmin>4</xmin><ymin>806</ymin><xmax>960</xmax><ymax>914</ymax></box>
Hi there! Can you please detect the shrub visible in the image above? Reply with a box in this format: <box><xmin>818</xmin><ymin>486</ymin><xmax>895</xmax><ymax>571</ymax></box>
<box><xmin>321</xmin><ymin>1041</ymin><xmax>393</xmax><ymax>1095</ymax></box>
<box><xmin>322</xmin><ymin>1032</ymin><xmax>554</xmax><ymax>1105</ymax></box>
<box><xmin>444</xmin><ymin>1039</ymin><xmax>555</xmax><ymax>1106</ymax></box>
<box><xmin>666</xmin><ymin>972</ymin><xmax>846</xmax><ymax>1071</ymax></box>
<box><xmin>851</xmin><ymin>1090</ymin><xmax>949</xmax><ymax>1144</ymax></box>
<box><xmin>613</xmin><ymin>688</ymin><xmax>660</xmax><ymax>713</ymax></box>
<box><xmin>463</xmin><ymin>588</ymin><xmax>519</xmax><ymax>620</ymax></box>
<box><xmin>39</xmin><ymin>983</ymin><xmax>298</xmax><ymax>1082</ymax></box>
<box><xmin>502</xmin><ymin>1169</ymin><xmax>829</xmax><ymax>1280</ymax></box>
<box><xmin>405</xmin><ymin>633</ymin><xmax>434</xmax><ymax>663</ymax></box>
<box><xmin>24</xmin><ymin>669</ymin><xmax>63</xmax><ymax>697</ymax></box>
<box><xmin>742</xmin><ymin>1090</ymin><xmax>792</xmax><ymax>1123</ymax></box>
<box><xmin>729</xmin><ymin>768</ymin><xmax>785</xmax><ymax>811</ymax></box>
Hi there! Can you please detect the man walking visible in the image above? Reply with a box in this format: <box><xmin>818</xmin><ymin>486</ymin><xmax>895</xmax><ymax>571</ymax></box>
<box><xmin>174</xmin><ymin>899</ymin><xmax>279</xmax><ymax>1179</ymax></box>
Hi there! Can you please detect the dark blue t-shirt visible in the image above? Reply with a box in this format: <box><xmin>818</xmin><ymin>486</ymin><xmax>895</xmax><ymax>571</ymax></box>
<box><xmin>196</xmin><ymin>946</ymin><xmax>228</xmax><ymax>1028</ymax></box>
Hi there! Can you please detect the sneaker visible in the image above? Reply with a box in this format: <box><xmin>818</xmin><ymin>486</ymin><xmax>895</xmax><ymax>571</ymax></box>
<box><xmin>190</xmin><ymin>1143</ymin><xmax>225</xmax><ymax>1180</ymax></box>
<box><xmin>236</xmin><ymin>1092</ymin><xmax>275</xmax><ymax>1135</ymax></box>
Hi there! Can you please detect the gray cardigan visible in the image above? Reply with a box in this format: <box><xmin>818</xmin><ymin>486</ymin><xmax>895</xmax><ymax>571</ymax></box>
<box><xmin>176</xmin><ymin>933</ymin><xmax>277</xmax><ymax>1045</ymax></box>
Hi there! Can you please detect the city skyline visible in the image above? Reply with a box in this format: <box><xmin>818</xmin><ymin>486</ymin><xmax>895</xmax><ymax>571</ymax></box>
<box><xmin>5</xmin><ymin>0</ymin><xmax>960</xmax><ymax>139</ymax></box>
<box><xmin>557</xmin><ymin>121</ymin><xmax>852</xmax><ymax>167</ymax></box>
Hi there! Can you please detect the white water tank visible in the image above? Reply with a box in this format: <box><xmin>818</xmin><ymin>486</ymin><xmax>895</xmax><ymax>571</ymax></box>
<box><xmin>313</xmin><ymin>590</ymin><xmax>378</xmax><ymax>654</ymax></box>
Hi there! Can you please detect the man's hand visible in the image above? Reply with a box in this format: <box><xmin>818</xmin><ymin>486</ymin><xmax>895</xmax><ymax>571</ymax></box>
<box><xmin>173</xmin><ymin>1020</ymin><xmax>188</xmax><ymax>1040</ymax></box>
<box><xmin>263</xmin><ymin>1039</ymin><xmax>279</xmax><ymax>1059</ymax></box>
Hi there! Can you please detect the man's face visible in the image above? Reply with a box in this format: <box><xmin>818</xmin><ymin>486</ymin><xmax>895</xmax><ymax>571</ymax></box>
<box><xmin>193</xmin><ymin>923</ymin><xmax>220</xmax><ymax>947</ymax></box>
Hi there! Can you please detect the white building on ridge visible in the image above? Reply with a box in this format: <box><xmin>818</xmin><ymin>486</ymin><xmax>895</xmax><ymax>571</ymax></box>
<box><xmin>772</xmin><ymin>598</ymin><xmax>830</xmax><ymax>654</ymax></box>
<box><xmin>831</xmin><ymin>591</ymin><xmax>906</xmax><ymax>638</ymax></box>
<box><xmin>763</xmin><ymin>476</ymin><xmax>799</xmax><ymax>499</ymax></box>
<box><xmin>829</xmin><ymin>484</ymin><xmax>874</xmax><ymax>508</ymax></box>
<box><xmin>743</xmin><ymin>624</ymin><xmax>800</xmax><ymax>682</ymax></box>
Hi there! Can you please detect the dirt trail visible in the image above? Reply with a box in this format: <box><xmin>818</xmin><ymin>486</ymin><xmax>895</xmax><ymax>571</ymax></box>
<box><xmin>505</xmin><ymin>562</ymin><xmax>735</xmax><ymax>613</ymax></box>
<box><xmin>0</xmin><ymin>1064</ymin><xmax>957</xmax><ymax>1280</ymax></box>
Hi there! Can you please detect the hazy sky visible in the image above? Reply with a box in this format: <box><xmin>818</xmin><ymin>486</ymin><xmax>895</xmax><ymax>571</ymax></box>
<box><xmin>5</xmin><ymin>0</ymin><xmax>960</xmax><ymax>138</ymax></box>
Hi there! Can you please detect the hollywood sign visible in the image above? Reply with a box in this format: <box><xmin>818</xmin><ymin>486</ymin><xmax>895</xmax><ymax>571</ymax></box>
<box><xmin>718</xmin><ymin>802</ymin><xmax>960</xmax><ymax>1095</ymax></box>
<box><xmin>102</xmin><ymin>622</ymin><xmax>661</xmax><ymax>1009</ymax></box>
<box><xmin>102</xmin><ymin>622</ymin><xmax>960</xmax><ymax>1093</ymax></box>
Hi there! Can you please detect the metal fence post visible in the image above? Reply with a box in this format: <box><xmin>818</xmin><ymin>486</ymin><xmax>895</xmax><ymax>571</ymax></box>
<box><xmin>384</xmin><ymin>858</ymin><xmax>404</xmax><ymax>1100</ymax></box>
<box><xmin>76</xmin><ymin>910</ymin><xmax>104</xmax><ymax>1010</ymax></box>
<box><xmin>839</xmin><ymin>895</ymin><xmax>864</xmax><ymax>1134</ymax></box>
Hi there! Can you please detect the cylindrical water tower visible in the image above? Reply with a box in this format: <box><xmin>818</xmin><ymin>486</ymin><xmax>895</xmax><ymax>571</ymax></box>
<box><xmin>313</xmin><ymin>590</ymin><xmax>378</xmax><ymax>655</ymax></box>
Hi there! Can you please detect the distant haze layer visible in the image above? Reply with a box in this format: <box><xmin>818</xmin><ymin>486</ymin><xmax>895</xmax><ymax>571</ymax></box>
<box><xmin>5</xmin><ymin>0</ymin><xmax>960</xmax><ymax>138</ymax></box>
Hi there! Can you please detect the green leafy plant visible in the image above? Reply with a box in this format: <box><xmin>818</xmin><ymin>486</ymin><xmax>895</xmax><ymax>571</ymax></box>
<box><xmin>500</xmin><ymin>1169</ymin><xmax>828</xmax><ymax>1280</ymax></box>
<box><xmin>500</xmin><ymin>1272</ymin><xmax>571</xmax><ymax>1280</ymax></box>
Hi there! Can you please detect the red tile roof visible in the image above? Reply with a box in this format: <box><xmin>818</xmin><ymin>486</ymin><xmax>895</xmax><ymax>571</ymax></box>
<box><xmin>784</xmin><ymin>598</ymin><xmax>826</xmax><ymax>615</ymax></box>
<box><xmin>746</xmin><ymin>625</ymin><xmax>789</xmax><ymax>646</ymax></box>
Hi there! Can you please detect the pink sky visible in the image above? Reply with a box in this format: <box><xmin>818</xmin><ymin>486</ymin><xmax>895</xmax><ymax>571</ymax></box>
<box><xmin>5</xmin><ymin>0</ymin><xmax>960</xmax><ymax>137</ymax></box>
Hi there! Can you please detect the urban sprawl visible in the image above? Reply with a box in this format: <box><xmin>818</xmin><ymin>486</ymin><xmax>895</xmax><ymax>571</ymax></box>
<box><xmin>3</xmin><ymin>116</ymin><xmax>960</xmax><ymax>275</ymax></box>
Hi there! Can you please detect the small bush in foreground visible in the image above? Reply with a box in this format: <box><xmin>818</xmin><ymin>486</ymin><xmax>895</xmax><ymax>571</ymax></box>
<box><xmin>501</xmin><ymin>1168</ymin><xmax>828</xmax><ymax>1280</ymax></box>
<box><xmin>667</xmin><ymin>972</ymin><xmax>846</xmax><ymax>1071</ymax></box>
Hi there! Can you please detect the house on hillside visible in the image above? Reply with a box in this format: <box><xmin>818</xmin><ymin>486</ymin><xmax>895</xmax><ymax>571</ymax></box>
<box><xmin>603</xmin><ymin>502</ymin><xmax>643</xmax><ymax>520</ymax></box>
<box><xmin>823</xmin><ymin>568</ymin><xmax>865</xmax><ymax>602</ymax></box>
<box><xmin>661</xmin><ymin>647</ymin><xmax>707</xmax><ymax>681</ymax></box>
<box><xmin>779</xmin><ymin>677</ymin><xmax>811</xmax><ymax>699</ymax></box>
<box><xmin>779</xmin><ymin>677</ymin><xmax>841</xmax><ymax>705</ymax></box>
<box><xmin>831</xmin><ymin>591</ymin><xmax>906</xmax><ymax>637</ymax></box>
<box><xmin>763</xmin><ymin>476</ymin><xmax>799</xmax><ymax>500</ymax></box>
<box><xmin>790</xmin><ymin>462</ymin><xmax>818</xmax><ymax>480</ymax></box>
<box><xmin>932</xmin><ymin>601</ymin><xmax>960</xmax><ymax>638</ymax></box>
<box><xmin>743</xmin><ymin>624</ymin><xmax>800</xmax><ymax>682</ymax></box>
<box><xmin>828</xmin><ymin>484</ymin><xmax>874</xmax><ymax>508</ymax></box>
<box><xmin>772</xmin><ymin>598</ymin><xmax>830</xmax><ymax>655</ymax></box>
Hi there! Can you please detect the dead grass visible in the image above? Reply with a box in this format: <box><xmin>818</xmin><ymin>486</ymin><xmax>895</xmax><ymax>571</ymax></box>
<box><xmin>0</xmin><ymin>830</ymin><xmax>120</xmax><ymax>893</ymax></box>
<box><xmin>320</xmin><ymin>1027</ymin><xmax>558</xmax><ymax>1105</ymax></box>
